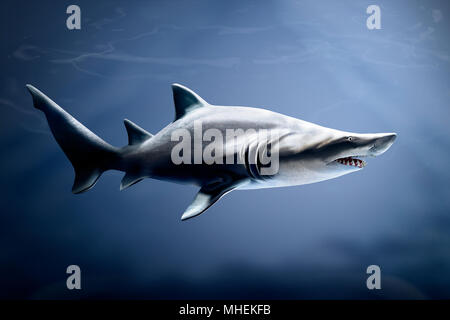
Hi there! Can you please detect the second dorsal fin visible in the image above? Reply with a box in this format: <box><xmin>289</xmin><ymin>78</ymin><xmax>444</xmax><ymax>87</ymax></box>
<box><xmin>172</xmin><ymin>83</ymin><xmax>208</xmax><ymax>121</ymax></box>
<box><xmin>124</xmin><ymin>119</ymin><xmax>153</xmax><ymax>145</ymax></box>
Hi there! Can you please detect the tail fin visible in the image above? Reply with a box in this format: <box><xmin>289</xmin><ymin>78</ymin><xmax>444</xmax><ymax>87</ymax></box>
<box><xmin>26</xmin><ymin>84</ymin><xmax>118</xmax><ymax>194</ymax></box>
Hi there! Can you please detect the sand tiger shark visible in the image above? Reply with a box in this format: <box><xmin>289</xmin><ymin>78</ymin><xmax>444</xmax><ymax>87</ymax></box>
<box><xmin>26</xmin><ymin>84</ymin><xmax>396</xmax><ymax>220</ymax></box>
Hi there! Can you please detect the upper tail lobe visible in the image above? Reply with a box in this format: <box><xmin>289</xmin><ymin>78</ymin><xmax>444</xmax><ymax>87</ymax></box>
<box><xmin>26</xmin><ymin>84</ymin><xmax>119</xmax><ymax>193</ymax></box>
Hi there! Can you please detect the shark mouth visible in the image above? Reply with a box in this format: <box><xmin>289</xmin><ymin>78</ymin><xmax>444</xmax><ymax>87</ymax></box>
<box><xmin>335</xmin><ymin>157</ymin><xmax>366</xmax><ymax>168</ymax></box>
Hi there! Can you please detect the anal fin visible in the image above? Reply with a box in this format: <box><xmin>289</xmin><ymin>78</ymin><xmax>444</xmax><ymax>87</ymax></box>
<box><xmin>120</xmin><ymin>172</ymin><xmax>145</xmax><ymax>190</ymax></box>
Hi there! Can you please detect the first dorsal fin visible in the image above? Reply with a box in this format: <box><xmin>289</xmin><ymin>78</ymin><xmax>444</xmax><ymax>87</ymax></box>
<box><xmin>124</xmin><ymin>119</ymin><xmax>153</xmax><ymax>145</ymax></box>
<box><xmin>172</xmin><ymin>83</ymin><xmax>208</xmax><ymax>121</ymax></box>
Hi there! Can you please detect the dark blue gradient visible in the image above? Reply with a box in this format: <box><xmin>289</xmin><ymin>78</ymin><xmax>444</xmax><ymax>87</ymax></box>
<box><xmin>1</xmin><ymin>0</ymin><xmax>449</xmax><ymax>299</ymax></box>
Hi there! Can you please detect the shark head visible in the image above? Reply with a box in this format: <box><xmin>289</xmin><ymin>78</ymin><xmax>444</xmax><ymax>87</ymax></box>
<box><xmin>321</xmin><ymin>131</ymin><xmax>397</xmax><ymax>171</ymax></box>
<box><xmin>270</xmin><ymin>128</ymin><xmax>397</xmax><ymax>187</ymax></box>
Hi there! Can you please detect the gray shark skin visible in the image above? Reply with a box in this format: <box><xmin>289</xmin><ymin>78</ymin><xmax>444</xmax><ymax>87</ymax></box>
<box><xmin>26</xmin><ymin>84</ymin><xmax>396</xmax><ymax>220</ymax></box>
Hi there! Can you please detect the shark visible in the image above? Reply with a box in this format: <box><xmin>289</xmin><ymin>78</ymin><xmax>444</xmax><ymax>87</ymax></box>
<box><xmin>26</xmin><ymin>83</ymin><xmax>396</xmax><ymax>220</ymax></box>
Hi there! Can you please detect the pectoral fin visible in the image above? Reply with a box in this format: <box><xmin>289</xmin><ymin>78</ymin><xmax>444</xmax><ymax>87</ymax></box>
<box><xmin>181</xmin><ymin>179</ymin><xmax>238</xmax><ymax>221</ymax></box>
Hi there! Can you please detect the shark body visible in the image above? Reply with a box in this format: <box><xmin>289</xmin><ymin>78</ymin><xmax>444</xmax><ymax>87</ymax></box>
<box><xmin>26</xmin><ymin>84</ymin><xmax>396</xmax><ymax>220</ymax></box>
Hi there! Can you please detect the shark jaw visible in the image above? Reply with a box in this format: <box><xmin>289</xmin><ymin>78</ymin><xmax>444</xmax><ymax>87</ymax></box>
<box><xmin>335</xmin><ymin>156</ymin><xmax>366</xmax><ymax>168</ymax></box>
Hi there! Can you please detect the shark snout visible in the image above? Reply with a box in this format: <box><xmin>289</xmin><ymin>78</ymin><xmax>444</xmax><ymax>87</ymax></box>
<box><xmin>369</xmin><ymin>133</ymin><xmax>397</xmax><ymax>156</ymax></box>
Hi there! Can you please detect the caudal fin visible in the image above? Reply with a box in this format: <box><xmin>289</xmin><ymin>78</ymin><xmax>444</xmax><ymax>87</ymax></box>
<box><xmin>26</xmin><ymin>84</ymin><xmax>118</xmax><ymax>193</ymax></box>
